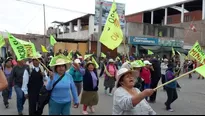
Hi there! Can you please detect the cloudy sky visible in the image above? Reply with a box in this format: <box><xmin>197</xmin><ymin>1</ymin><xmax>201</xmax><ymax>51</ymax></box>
<box><xmin>0</xmin><ymin>0</ymin><xmax>187</xmax><ymax>34</ymax></box>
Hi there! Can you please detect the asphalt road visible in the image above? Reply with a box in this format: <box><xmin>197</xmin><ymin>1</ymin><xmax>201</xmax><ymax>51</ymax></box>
<box><xmin>0</xmin><ymin>73</ymin><xmax>205</xmax><ymax>115</ymax></box>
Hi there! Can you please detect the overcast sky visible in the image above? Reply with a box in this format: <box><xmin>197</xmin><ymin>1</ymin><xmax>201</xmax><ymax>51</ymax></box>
<box><xmin>0</xmin><ymin>0</ymin><xmax>187</xmax><ymax>34</ymax></box>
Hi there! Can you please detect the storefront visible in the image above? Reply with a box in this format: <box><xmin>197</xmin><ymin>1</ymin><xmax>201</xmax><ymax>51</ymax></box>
<box><xmin>129</xmin><ymin>36</ymin><xmax>186</xmax><ymax>58</ymax></box>
<box><xmin>129</xmin><ymin>36</ymin><xmax>159</xmax><ymax>56</ymax></box>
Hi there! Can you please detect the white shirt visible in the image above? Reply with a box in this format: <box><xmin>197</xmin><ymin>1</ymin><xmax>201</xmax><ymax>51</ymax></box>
<box><xmin>161</xmin><ymin>62</ymin><xmax>168</xmax><ymax>75</ymax></box>
<box><xmin>112</xmin><ymin>87</ymin><xmax>156</xmax><ymax>115</ymax></box>
<box><xmin>21</xmin><ymin>64</ymin><xmax>48</xmax><ymax>95</ymax></box>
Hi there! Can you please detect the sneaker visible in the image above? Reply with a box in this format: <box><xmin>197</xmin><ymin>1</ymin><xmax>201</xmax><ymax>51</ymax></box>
<box><xmin>89</xmin><ymin>107</ymin><xmax>95</xmax><ymax>113</ymax></box>
<box><xmin>108</xmin><ymin>93</ymin><xmax>113</xmax><ymax>96</ymax></box>
<box><xmin>167</xmin><ymin>109</ymin><xmax>174</xmax><ymax>112</ymax></box>
<box><xmin>5</xmin><ymin>104</ymin><xmax>9</xmax><ymax>108</ymax></box>
<box><xmin>104</xmin><ymin>90</ymin><xmax>107</xmax><ymax>94</ymax></box>
<box><xmin>18</xmin><ymin>112</ymin><xmax>23</xmax><ymax>115</ymax></box>
<box><xmin>82</xmin><ymin>111</ymin><xmax>88</xmax><ymax>115</ymax></box>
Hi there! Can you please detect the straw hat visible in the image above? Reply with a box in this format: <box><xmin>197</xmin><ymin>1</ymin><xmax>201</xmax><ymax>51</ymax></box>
<box><xmin>116</xmin><ymin>68</ymin><xmax>134</xmax><ymax>87</ymax></box>
<box><xmin>108</xmin><ymin>59</ymin><xmax>115</xmax><ymax>63</ymax></box>
<box><xmin>131</xmin><ymin>62</ymin><xmax>143</xmax><ymax>68</ymax></box>
<box><xmin>86</xmin><ymin>60</ymin><xmax>95</xmax><ymax>66</ymax></box>
<box><xmin>50</xmin><ymin>58</ymin><xmax>70</xmax><ymax>67</ymax></box>
<box><xmin>32</xmin><ymin>53</ymin><xmax>42</xmax><ymax>59</ymax></box>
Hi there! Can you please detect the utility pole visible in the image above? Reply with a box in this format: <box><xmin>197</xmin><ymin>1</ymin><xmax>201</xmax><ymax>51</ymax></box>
<box><xmin>43</xmin><ymin>4</ymin><xmax>47</xmax><ymax>45</ymax></box>
<box><xmin>97</xmin><ymin>0</ymin><xmax>103</xmax><ymax>62</ymax></box>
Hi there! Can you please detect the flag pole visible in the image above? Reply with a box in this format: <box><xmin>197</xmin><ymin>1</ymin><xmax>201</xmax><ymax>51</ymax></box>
<box><xmin>36</xmin><ymin>58</ymin><xmax>50</xmax><ymax>72</ymax></box>
<box><xmin>154</xmin><ymin>69</ymin><xmax>195</xmax><ymax>91</ymax></box>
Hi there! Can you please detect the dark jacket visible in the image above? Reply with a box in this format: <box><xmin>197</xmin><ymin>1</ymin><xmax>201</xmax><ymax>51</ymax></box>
<box><xmin>83</xmin><ymin>69</ymin><xmax>99</xmax><ymax>91</ymax></box>
<box><xmin>150</xmin><ymin>59</ymin><xmax>161</xmax><ymax>83</ymax></box>
<box><xmin>165</xmin><ymin>67</ymin><xmax>177</xmax><ymax>89</ymax></box>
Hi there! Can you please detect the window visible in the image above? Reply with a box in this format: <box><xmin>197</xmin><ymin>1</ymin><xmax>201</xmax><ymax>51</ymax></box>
<box><xmin>184</xmin><ymin>15</ymin><xmax>192</xmax><ymax>22</ymax></box>
<box><xmin>143</xmin><ymin>24</ymin><xmax>154</xmax><ymax>36</ymax></box>
<box><xmin>167</xmin><ymin>17</ymin><xmax>172</xmax><ymax>24</ymax></box>
<box><xmin>158</xmin><ymin>27</ymin><xmax>167</xmax><ymax>37</ymax></box>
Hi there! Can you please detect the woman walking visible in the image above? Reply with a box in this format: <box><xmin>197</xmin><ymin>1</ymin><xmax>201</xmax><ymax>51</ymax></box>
<box><xmin>104</xmin><ymin>59</ymin><xmax>117</xmax><ymax>96</ymax></box>
<box><xmin>2</xmin><ymin>58</ymin><xmax>13</xmax><ymax>108</ymax></box>
<box><xmin>81</xmin><ymin>61</ymin><xmax>99</xmax><ymax>115</ymax></box>
<box><xmin>164</xmin><ymin>63</ymin><xmax>178</xmax><ymax>112</ymax></box>
<box><xmin>46</xmin><ymin>57</ymin><xmax>79</xmax><ymax>115</ymax></box>
<box><xmin>69</xmin><ymin>59</ymin><xmax>85</xmax><ymax>96</ymax></box>
<box><xmin>112</xmin><ymin>68</ymin><xmax>156</xmax><ymax>115</ymax></box>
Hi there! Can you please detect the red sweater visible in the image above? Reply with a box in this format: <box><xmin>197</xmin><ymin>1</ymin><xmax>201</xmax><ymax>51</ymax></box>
<box><xmin>140</xmin><ymin>67</ymin><xmax>151</xmax><ymax>84</ymax></box>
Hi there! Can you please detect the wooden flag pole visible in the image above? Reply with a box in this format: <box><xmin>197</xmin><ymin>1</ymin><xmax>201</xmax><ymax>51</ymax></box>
<box><xmin>154</xmin><ymin>69</ymin><xmax>195</xmax><ymax>91</ymax></box>
<box><xmin>36</xmin><ymin>58</ymin><xmax>50</xmax><ymax>72</ymax></box>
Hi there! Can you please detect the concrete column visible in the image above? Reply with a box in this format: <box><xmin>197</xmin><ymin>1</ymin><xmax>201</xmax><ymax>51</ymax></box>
<box><xmin>181</xmin><ymin>4</ymin><xmax>184</xmax><ymax>23</ymax></box>
<box><xmin>203</xmin><ymin>0</ymin><xmax>205</xmax><ymax>20</ymax></box>
<box><xmin>151</xmin><ymin>11</ymin><xmax>154</xmax><ymax>24</ymax></box>
<box><xmin>69</xmin><ymin>22</ymin><xmax>73</xmax><ymax>33</ymax></box>
<box><xmin>77</xmin><ymin>19</ymin><xmax>81</xmax><ymax>32</ymax></box>
<box><xmin>164</xmin><ymin>8</ymin><xmax>168</xmax><ymax>25</ymax></box>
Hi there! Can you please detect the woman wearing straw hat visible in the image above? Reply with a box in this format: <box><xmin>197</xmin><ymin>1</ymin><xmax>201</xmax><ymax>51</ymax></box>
<box><xmin>81</xmin><ymin>61</ymin><xmax>99</xmax><ymax>115</ymax></box>
<box><xmin>104</xmin><ymin>59</ymin><xmax>117</xmax><ymax>96</ymax></box>
<box><xmin>112</xmin><ymin>68</ymin><xmax>156</xmax><ymax>115</ymax></box>
<box><xmin>46</xmin><ymin>56</ymin><xmax>79</xmax><ymax>115</ymax></box>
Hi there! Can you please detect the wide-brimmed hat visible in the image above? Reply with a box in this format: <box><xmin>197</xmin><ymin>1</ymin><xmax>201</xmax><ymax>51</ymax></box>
<box><xmin>131</xmin><ymin>62</ymin><xmax>143</xmax><ymax>68</ymax></box>
<box><xmin>121</xmin><ymin>61</ymin><xmax>132</xmax><ymax>70</ymax></box>
<box><xmin>108</xmin><ymin>59</ymin><xmax>115</xmax><ymax>63</ymax></box>
<box><xmin>86</xmin><ymin>61</ymin><xmax>95</xmax><ymax>67</ymax></box>
<box><xmin>144</xmin><ymin>60</ymin><xmax>152</xmax><ymax>65</ymax></box>
<box><xmin>163</xmin><ymin>58</ymin><xmax>168</xmax><ymax>62</ymax></box>
<box><xmin>49</xmin><ymin>55</ymin><xmax>71</xmax><ymax>67</ymax></box>
<box><xmin>116</xmin><ymin>68</ymin><xmax>134</xmax><ymax>87</ymax></box>
<box><xmin>32</xmin><ymin>53</ymin><xmax>42</xmax><ymax>59</ymax></box>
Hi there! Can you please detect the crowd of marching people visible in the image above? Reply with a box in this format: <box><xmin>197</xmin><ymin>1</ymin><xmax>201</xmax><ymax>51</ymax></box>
<box><xmin>0</xmin><ymin>49</ymin><xmax>203</xmax><ymax>115</ymax></box>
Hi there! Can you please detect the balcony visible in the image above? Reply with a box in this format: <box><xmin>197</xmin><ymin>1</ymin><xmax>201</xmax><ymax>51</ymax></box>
<box><xmin>57</xmin><ymin>30</ymin><xmax>89</xmax><ymax>41</ymax></box>
<box><xmin>127</xmin><ymin>22</ymin><xmax>184</xmax><ymax>40</ymax></box>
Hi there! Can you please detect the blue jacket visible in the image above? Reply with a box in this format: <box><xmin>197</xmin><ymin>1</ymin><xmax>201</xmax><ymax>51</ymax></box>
<box><xmin>165</xmin><ymin>69</ymin><xmax>177</xmax><ymax>89</ymax></box>
<box><xmin>69</xmin><ymin>65</ymin><xmax>85</xmax><ymax>83</ymax></box>
<box><xmin>46</xmin><ymin>72</ymin><xmax>79</xmax><ymax>104</ymax></box>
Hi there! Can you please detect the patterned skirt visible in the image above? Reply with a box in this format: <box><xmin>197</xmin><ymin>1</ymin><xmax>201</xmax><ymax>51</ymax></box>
<box><xmin>80</xmin><ymin>91</ymin><xmax>99</xmax><ymax>106</ymax></box>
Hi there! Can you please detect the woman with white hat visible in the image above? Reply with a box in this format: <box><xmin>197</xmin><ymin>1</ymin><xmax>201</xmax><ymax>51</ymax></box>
<box><xmin>112</xmin><ymin>68</ymin><xmax>156</xmax><ymax>115</ymax></box>
<box><xmin>81</xmin><ymin>61</ymin><xmax>99</xmax><ymax>115</ymax></box>
<box><xmin>46</xmin><ymin>56</ymin><xmax>79</xmax><ymax>115</ymax></box>
<box><xmin>69</xmin><ymin>59</ymin><xmax>85</xmax><ymax>96</ymax></box>
<box><xmin>104</xmin><ymin>59</ymin><xmax>117</xmax><ymax>96</ymax></box>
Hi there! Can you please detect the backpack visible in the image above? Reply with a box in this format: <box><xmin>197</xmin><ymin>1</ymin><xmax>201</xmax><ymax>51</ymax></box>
<box><xmin>36</xmin><ymin>73</ymin><xmax>65</xmax><ymax>115</ymax></box>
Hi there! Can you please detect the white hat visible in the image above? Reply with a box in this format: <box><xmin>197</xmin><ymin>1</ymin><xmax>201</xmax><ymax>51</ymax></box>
<box><xmin>163</xmin><ymin>58</ymin><xmax>168</xmax><ymax>62</ymax></box>
<box><xmin>144</xmin><ymin>60</ymin><xmax>152</xmax><ymax>65</ymax></box>
<box><xmin>108</xmin><ymin>59</ymin><xmax>115</xmax><ymax>63</ymax></box>
<box><xmin>74</xmin><ymin>59</ymin><xmax>81</xmax><ymax>64</ymax></box>
<box><xmin>116</xmin><ymin>68</ymin><xmax>134</xmax><ymax>87</ymax></box>
<box><xmin>121</xmin><ymin>61</ymin><xmax>132</xmax><ymax>70</ymax></box>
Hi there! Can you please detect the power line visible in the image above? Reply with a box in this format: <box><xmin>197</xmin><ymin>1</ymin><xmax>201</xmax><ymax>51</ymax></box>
<box><xmin>15</xmin><ymin>0</ymin><xmax>91</xmax><ymax>15</ymax></box>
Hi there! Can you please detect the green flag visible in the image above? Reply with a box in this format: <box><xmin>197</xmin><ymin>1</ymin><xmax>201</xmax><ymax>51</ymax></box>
<box><xmin>50</xmin><ymin>35</ymin><xmax>57</xmax><ymax>46</ymax></box>
<box><xmin>92</xmin><ymin>57</ymin><xmax>99</xmax><ymax>69</ymax></box>
<box><xmin>49</xmin><ymin>54</ymin><xmax>71</xmax><ymax>67</ymax></box>
<box><xmin>0</xmin><ymin>35</ymin><xmax>5</xmax><ymax>48</ymax></box>
<box><xmin>84</xmin><ymin>54</ymin><xmax>93</xmax><ymax>60</ymax></box>
<box><xmin>135</xmin><ymin>60</ymin><xmax>145</xmax><ymax>67</ymax></box>
<box><xmin>8</xmin><ymin>33</ymin><xmax>27</xmax><ymax>61</ymax></box>
<box><xmin>101</xmin><ymin>52</ymin><xmax>106</xmax><ymax>58</ymax></box>
<box><xmin>195</xmin><ymin>65</ymin><xmax>205</xmax><ymax>78</ymax></box>
<box><xmin>148</xmin><ymin>50</ymin><xmax>154</xmax><ymax>55</ymax></box>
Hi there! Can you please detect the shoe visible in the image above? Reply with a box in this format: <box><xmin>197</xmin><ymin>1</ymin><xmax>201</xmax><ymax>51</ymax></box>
<box><xmin>108</xmin><ymin>93</ymin><xmax>113</xmax><ymax>96</ymax></box>
<box><xmin>104</xmin><ymin>90</ymin><xmax>107</xmax><ymax>94</ymax></box>
<box><xmin>5</xmin><ymin>104</ymin><xmax>9</xmax><ymax>108</ymax></box>
<box><xmin>18</xmin><ymin>112</ymin><xmax>23</xmax><ymax>115</ymax></box>
<box><xmin>167</xmin><ymin>109</ymin><xmax>174</xmax><ymax>112</ymax></box>
<box><xmin>82</xmin><ymin>111</ymin><xmax>88</xmax><ymax>115</ymax></box>
<box><xmin>89</xmin><ymin>107</ymin><xmax>95</xmax><ymax>113</ymax></box>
